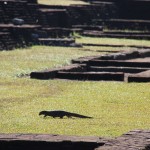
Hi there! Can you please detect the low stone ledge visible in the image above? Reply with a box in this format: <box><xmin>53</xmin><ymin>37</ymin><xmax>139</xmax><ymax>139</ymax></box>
<box><xmin>0</xmin><ymin>133</ymin><xmax>102</xmax><ymax>142</ymax></box>
<box><xmin>82</xmin><ymin>31</ymin><xmax>150</xmax><ymax>40</ymax></box>
<box><xmin>37</xmin><ymin>38</ymin><xmax>75</xmax><ymax>45</ymax></box>
<box><xmin>71</xmin><ymin>55</ymin><xmax>102</xmax><ymax>64</ymax></box>
<box><xmin>89</xmin><ymin>66</ymin><xmax>149</xmax><ymax>74</ymax></box>
<box><xmin>0</xmin><ymin>130</ymin><xmax>150</xmax><ymax>150</ymax></box>
<box><xmin>72</xmin><ymin>25</ymin><xmax>103</xmax><ymax>31</ymax></box>
<box><xmin>89</xmin><ymin>59</ymin><xmax>150</xmax><ymax>68</ymax></box>
<box><xmin>125</xmin><ymin>70</ymin><xmax>150</xmax><ymax>82</ymax></box>
<box><xmin>97</xmin><ymin>130</ymin><xmax>150</xmax><ymax>150</ymax></box>
<box><xmin>30</xmin><ymin>64</ymin><xmax>87</xmax><ymax>79</ymax></box>
<box><xmin>72</xmin><ymin>50</ymin><xmax>150</xmax><ymax>64</ymax></box>
<box><xmin>30</xmin><ymin>49</ymin><xmax>150</xmax><ymax>82</ymax></box>
<box><xmin>56</xmin><ymin>71</ymin><xmax>124</xmax><ymax>81</ymax></box>
<box><xmin>0</xmin><ymin>134</ymin><xmax>105</xmax><ymax>150</ymax></box>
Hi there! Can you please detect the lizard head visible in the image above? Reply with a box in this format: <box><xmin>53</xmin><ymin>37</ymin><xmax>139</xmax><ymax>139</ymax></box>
<box><xmin>39</xmin><ymin>111</ymin><xmax>46</xmax><ymax>116</ymax></box>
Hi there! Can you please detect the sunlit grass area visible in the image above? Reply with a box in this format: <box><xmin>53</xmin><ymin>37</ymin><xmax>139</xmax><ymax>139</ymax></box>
<box><xmin>38</xmin><ymin>0</ymin><xmax>89</xmax><ymax>6</ymax></box>
<box><xmin>0</xmin><ymin>37</ymin><xmax>150</xmax><ymax>137</ymax></box>
<box><xmin>77</xmin><ymin>37</ymin><xmax>150</xmax><ymax>47</ymax></box>
<box><xmin>0</xmin><ymin>45</ymin><xmax>102</xmax><ymax>78</ymax></box>
<box><xmin>82</xmin><ymin>46</ymin><xmax>137</xmax><ymax>53</ymax></box>
<box><xmin>0</xmin><ymin>79</ymin><xmax>150</xmax><ymax>137</ymax></box>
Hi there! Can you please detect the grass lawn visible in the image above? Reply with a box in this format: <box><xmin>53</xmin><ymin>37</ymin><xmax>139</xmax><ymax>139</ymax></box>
<box><xmin>0</xmin><ymin>37</ymin><xmax>150</xmax><ymax>137</ymax></box>
<box><xmin>77</xmin><ymin>37</ymin><xmax>150</xmax><ymax>47</ymax></box>
<box><xmin>38</xmin><ymin>0</ymin><xmax>89</xmax><ymax>6</ymax></box>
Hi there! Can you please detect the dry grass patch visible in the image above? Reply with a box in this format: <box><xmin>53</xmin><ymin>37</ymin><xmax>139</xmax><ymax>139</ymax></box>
<box><xmin>38</xmin><ymin>0</ymin><xmax>89</xmax><ymax>6</ymax></box>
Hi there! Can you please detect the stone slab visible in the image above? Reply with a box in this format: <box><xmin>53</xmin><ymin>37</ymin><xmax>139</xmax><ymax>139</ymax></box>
<box><xmin>0</xmin><ymin>134</ymin><xmax>105</xmax><ymax>150</ymax></box>
<box><xmin>56</xmin><ymin>71</ymin><xmax>124</xmax><ymax>81</ymax></box>
<box><xmin>89</xmin><ymin>59</ymin><xmax>150</xmax><ymax>68</ymax></box>
<box><xmin>89</xmin><ymin>66</ymin><xmax>150</xmax><ymax>73</ymax></box>
<box><xmin>0</xmin><ymin>130</ymin><xmax>150</xmax><ymax>150</ymax></box>
<box><xmin>97</xmin><ymin>130</ymin><xmax>150</xmax><ymax>150</ymax></box>
<box><xmin>30</xmin><ymin>64</ymin><xmax>87</xmax><ymax>80</ymax></box>
<box><xmin>125</xmin><ymin>70</ymin><xmax>150</xmax><ymax>82</ymax></box>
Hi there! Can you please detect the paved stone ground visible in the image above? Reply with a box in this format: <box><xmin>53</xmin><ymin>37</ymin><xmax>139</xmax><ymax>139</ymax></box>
<box><xmin>0</xmin><ymin>130</ymin><xmax>150</xmax><ymax>150</ymax></box>
<box><xmin>97</xmin><ymin>130</ymin><xmax>150</xmax><ymax>150</ymax></box>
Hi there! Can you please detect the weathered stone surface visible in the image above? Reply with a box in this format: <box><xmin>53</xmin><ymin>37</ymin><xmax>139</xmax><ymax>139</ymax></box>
<box><xmin>72</xmin><ymin>55</ymin><xmax>101</xmax><ymax>64</ymax></box>
<box><xmin>82</xmin><ymin>30</ymin><xmax>150</xmax><ymax>40</ymax></box>
<box><xmin>125</xmin><ymin>70</ymin><xmax>150</xmax><ymax>82</ymax></box>
<box><xmin>30</xmin><ymin>64</ymin><xmax>87</xmax><ymax>79</ymax></box>
<box><xmin>97</xmin><ymin>130</ymin><xmax>150</xmax><ymax>150</ymax></box>
<box><xmin>89</xmin><ymin>66</ymin><xmax>149</xmax><ymax>74</ymax></box>
<box><xmin>56</xmin><ymin>71</ymin><xmax>124</xmax><ymax>81</ymax></box>
<box><xmin>0</xmin><ymin>130</ymin><xmax>150</xmax><ymax>150</ymax></box>
<box><xmin>37</xmin><ymin>38</ymin><xmax>75</xmax><ymax>46</ymax></box>
<box><xmin>0</xmin><ymin>134</ymin><xmax>105</xmax><ymax>150</ymax></box>
<box><xmin>89</xmin><ymin>59</ymin><xmax>150</xmax><ymax>68</ymax></box>
<box><xmin>72</xmin><ymin>25</ymin><xmax>103</xmax><ymax>31</ymax></box>
<box><xmin>31</xmin><ymin>49</ymin><xmax>150</xmax><ymax>82</ymax></box>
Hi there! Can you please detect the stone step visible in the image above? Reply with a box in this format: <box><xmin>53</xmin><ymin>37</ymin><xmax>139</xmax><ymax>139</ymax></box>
<box><xmin>0</xmin><ymin>0</ymin><xmax>38</xmax><ymax>24</ymax></box>
<box><xmin>104</xmin><ymin>30</ymin><xmax>150</xmax><ymax>35</ymax></box>
<box><xmin>125</xmin><ymin>70</ymin><xmax>150</xmax><ymax>82</ymax></box>
<box><xmin>82</xmin><ymin>31</ymin><xmax>150</xmax><ymax>40</ymax></box>
<box><xmin>72</xmin><ymin>25</ymin><xmax>103</xmax><ymax>31</ymax></box>
<box><xmin>41</xmin><ymin>27</ymin><xmax>73</xmax><ymax>38</ymax></box>
<box><xmin>0</xmin><ymin>32</ymin><xmax>16</xmax><ymax>50</ymax></box>
<box><xmin>68</xmin><ymin>3</ymin><xmax>117</xmax><ymax>25</ymax></box>
<box><xmin>89</xmin><ymin>59</ymin><xmax>150</xmax><ymax>68</ymax></box>
<box><xmin>0</xmin><ymin>24</ymin><xmax>41</xmax><ymax>49</ymax></box>
<box><xmin>39</xmin><ymin>8</ymin><xmax>67</xmax><ymax>13</ymax></box>
<box><xmin>0</xmin><ymin>133</ymin><xmax>105</xmax><ymax>150</ymax></box>
<box><xmin>24</xmin><ymin>0</ymin><xmax>37</xmax><ymax>3</ymax></box>
<box><xmin>93</xmin><ymin>19</ymin><xmax>150</xmax><ymax>30</ymax></box>
<box><xmin>37</xmin><ymin>38</ymin><xmax>76</xmax><ymax>46</ymax></box>
<box><xmin>82</xmin><ymin>43</ymin><xmax>150</xmax><ymax>49</ymax></box>
<box><xmin>30</xmin><ymin>64</ymin><xmax>86</xmax><ymax>79</ymax></box>
<box><xmin>90</xmin><ymin>1</ymin><xmax>114</xmax><ymax>5</ymax></box>
<box><xmin>88</xmin><ymin>66</ymin><xmax>149</xmax><ymax>74</ymax></box>
<box><xmin>38</xmin><ymin>9</ymin><xmax>68</xmax><ymax>27</ymax></box>
<box><xmin>56</xmin><ymin>71</ymin><xmax>124</xmax><ymax>81</ymax></box>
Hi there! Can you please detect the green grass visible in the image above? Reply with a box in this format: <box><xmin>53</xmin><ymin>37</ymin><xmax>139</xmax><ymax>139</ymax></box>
<box><xmin>0</xmin><ymin>38</ymin><xmax>150</xmax><ymax>137</ymax></box>
<box><xmin>1</xmin><ymin>79</ymin><xmax>150</xmax><ymax>137</ymax></box>
<box><xmin>77</xmin><ymin>37</ymin><xmax>150</xmax><ymax>47</ymax></box>
<box><xmin>0</xmin><ymin>46</ymin><xmax>102</xmax><ymax>78</ymax></box>
<box><xmin>38</xmin><ymin>0</ymin><xmax>89</xmax><ymax>6</ymax></box>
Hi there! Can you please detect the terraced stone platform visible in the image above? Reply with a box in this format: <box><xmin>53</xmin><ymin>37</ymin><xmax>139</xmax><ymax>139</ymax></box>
<box><xmin>38</xmin><ymin>8</ymin><xmax>68</xmax><ymax>27</ymax></box>
<box><xmin>37</xmin><ymin>38</ymin><xmax>77</xmax><ymax>47</ymax></box>
<box><xmin>30</xmin><ymin>49</ymin><xmax>150</xmax><ymax>82</ymax></box>
<box><xmin>0</xmin><ymin>130</ymin><xmax>150</xmax><ymax>150</ymax></box>
<box><xmin>94</xmin><ymin>19</ymin><xmax>150</xmax><ymax>30</ymax></box>
<box><xmin>0</xmin><ymin>32</ymin><xmax>16</xmax><ymax>50</ymax></box>
<box><xmin>1</xmin><ymin>0</ymin><xmax>150</xmax><ymax>49</ymax></box>
<box><xmin>82</xmin><ymin>30</ymin><xmax>150</xmax><ymax>40</ymax></box>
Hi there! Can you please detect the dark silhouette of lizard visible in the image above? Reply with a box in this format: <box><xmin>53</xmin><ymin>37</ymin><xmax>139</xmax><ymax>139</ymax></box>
<box><xmin>39</xmin><ymin>110</ymin><xmax>93</xmax><ymax>119</ymax></box>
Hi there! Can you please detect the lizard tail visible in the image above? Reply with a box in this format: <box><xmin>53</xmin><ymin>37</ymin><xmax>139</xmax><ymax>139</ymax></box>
<box><xmin>69</xmin><ymin>112</ymin><xmax>93</xmax><ymax>118</ymax></box>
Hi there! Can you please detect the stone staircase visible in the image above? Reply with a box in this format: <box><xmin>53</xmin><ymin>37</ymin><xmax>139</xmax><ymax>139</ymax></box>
<box><xmin>30</xmin><ymin>49</ymin><xmax>150</xmax><ymax>82</ymax></box>
<box><xmin>91</xmin><ymin>0</ymin><xmax>150</xmax><ymax>25</ymax></box>
<box><xmin>38</xmin><ymin>8</ymin><xmax>68</xmax><ymax>27</ymax></box>
<box><xmin>0</xmin><ymin>0</ymin><xmax>38</xmax><ymax>24</ymax></box>
<box><xmin>83</xmin><ymin>30</ymin><xmax>150</xmax><ymax>40</ymax></box>
<box><xmin>1</xmin><ymin>0</ymin><xmax>150</xmax><ymax>50</ymax></box>
<box><xmin>84</xmin><ymin>0</ymin><xmax>150</xmax><ymax>39</ymax></box>
<box><xmin>0</xmin><ymin>0</ymin><xmax>79</xmax><ymax>49</ymax></box>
